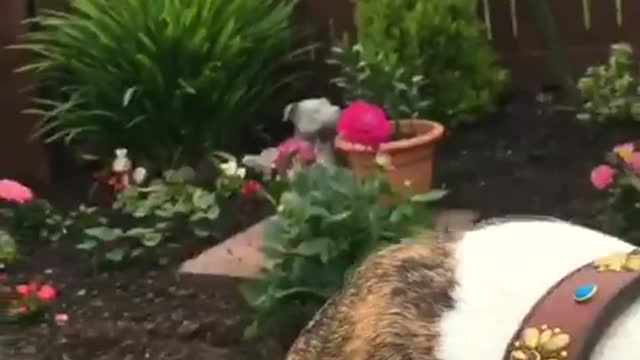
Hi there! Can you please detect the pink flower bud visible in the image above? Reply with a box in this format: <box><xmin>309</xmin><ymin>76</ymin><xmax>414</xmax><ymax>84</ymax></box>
<box><xmin>590</xmin><ymin>164</ymin><xmax>615</xmax><ymax>190</ymax></box>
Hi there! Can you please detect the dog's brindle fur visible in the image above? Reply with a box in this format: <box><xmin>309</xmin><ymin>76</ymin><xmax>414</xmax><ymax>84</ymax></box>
<box><xmin>286</xmin><ymin>238</ymin><xmax>456</xmax><ymax>360</ymax></box>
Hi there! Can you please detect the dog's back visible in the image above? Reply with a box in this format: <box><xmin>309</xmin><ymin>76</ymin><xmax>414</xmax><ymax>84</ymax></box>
<box><xmin>286</xmin><ymin>219</ymin><xmax>639</xmax><ymax>360</ymax></box>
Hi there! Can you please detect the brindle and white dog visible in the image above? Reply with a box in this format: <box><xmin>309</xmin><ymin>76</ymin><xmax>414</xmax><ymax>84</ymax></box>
<box><xmin>286</xmin><ymin>217</ymin><xmax>639</xmax><ymax>360</ymax></box>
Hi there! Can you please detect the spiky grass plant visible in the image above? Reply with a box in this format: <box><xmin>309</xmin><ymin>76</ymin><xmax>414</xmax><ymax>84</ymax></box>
<box><xmin>14</xmin><ymin>0</ymin><xmax>307</xmax><ymax>167</ymax></box>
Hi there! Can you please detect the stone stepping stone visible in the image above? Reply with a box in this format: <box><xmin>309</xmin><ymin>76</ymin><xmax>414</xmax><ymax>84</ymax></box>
<box><xmin>180</xmin><ymin>209</ymin><xmax>479</xmax><ymax>279</ymax></box>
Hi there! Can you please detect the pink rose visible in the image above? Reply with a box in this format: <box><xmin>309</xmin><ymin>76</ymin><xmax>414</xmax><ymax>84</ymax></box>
<box><xmin>274</xmin><ymin>137</ymin><xmax>316</xmax><ymax>175</ymax></box>
<box><xmin>0</xmin><ymin>179</ymin><xmax>34</xmax><ymax>203</ymax></box>
<box><xmin>16</xmin><ymin>284</ymin><xmax>33</xmax><ymax>296</ymax></box>
<box><xmin>36</xmin><ymin>284</ymin><xmax>57</xmax><ymax>302</ymax></box>
<box><xmin>590</xmin><ymin>164</ymin><xmax>615</xmax><ymax>190</ymax></box>
<box><xmin>629</xmin><ymin>152</ymin><xmax>640</xmax><ymax>174</ymax></box>
<box><xmin>337</xmin><ymin>101</ymin><xmax>392</xmax><ymax>147</ymax></box>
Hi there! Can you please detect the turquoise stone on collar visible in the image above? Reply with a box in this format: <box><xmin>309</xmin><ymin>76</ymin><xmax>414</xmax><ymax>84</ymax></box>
<box><xmin>574</xmin><ymin>283</ymin><xmax>598</xmax><ymax>303</ymax></box>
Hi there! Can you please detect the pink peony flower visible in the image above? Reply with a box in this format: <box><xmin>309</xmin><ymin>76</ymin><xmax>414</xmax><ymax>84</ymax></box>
<box><xmin>590</xmin><ymin>164</ymin><xmax>615</xmax><ymax>190</ymax></box>
<box><xmin>36</xmin><ymin>284</ymin><xmax>57</xmax><ymax>302</ymax></box>
<box><xmin>337</xmin><ymin>101</ymin><xmax>392</xmax><ymax>147</ymax></box>
<box><xmin>274</xmin><ymin>137</ymin><xmax>316</xmax><ymax>175</ymax></box>
<box><xmin>0</xmin><ymin>179</ymin><xmax>34</xmax><ymax>203</ymax></box>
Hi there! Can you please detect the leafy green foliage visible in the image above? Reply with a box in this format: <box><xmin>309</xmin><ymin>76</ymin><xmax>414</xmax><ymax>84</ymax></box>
<box><xmin>329</xmin><ymin>0</ymin><xmax>506</xmax><ymax>126</ymax></box>
<box><xmin>0</xmin><ymin>199</ymin><xmax>66</xmax><ymax>246</ymax></box>
<box><xmin>577</xmin><ymin>43</ymin><xmax>640</xmax><ymax>123</ymax></box>
<box><xmin>0</xmin><ymin>229</ymin><xmax>17</xmax><ymax>266</ymax></box>
<box><xmin>73</xmin><ymin>166</ymin><xmax>220</xmax><ymax>265</ymax></box>
<box><xmin>242</xmin><ymin>163</ymin><xmax>446</xmax><ymax>338</ymax></box>
<box><xmin>15</xmin><ymin>0</ymin><xmax>306</xmax><ymax>167</ymax></box>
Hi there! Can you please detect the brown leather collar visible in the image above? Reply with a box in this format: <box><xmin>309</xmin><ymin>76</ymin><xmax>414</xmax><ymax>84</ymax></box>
<box><xmin>503</xmin><ymin>249</ymin><xmax>640</xmax><ymax>360</ymax></box>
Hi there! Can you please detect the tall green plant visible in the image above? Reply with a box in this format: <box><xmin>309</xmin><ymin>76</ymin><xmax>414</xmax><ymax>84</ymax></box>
<box><xmin>14</xmin><ymin>0</ymin><xmax>306</xmax><ymax>167</ymax></box>
<box><xmin>330</xmin><ymin>0</ymin><xmax>506</xmax><ymax>127</ymax></box>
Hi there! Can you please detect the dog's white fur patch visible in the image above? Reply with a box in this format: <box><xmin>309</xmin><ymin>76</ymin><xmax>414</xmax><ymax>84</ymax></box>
<box><xmin>437</xmin><ymin>219</ymin><xmax>640</xmax><ymax>360</ymax></box>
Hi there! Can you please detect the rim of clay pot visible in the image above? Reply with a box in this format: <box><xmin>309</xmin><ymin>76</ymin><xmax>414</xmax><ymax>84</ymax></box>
<box><xmin>334</xmin><ymin>119</ymin><xmax>445</xmax><ymax>153</ymax></box>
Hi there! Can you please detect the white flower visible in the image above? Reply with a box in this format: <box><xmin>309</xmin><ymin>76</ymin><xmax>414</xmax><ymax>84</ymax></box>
<box><xmin>219</xmin><ymin>161</ymin><xmax>238</xmax><ymax>177</ymax></box>
<box><xmin>236</xmin><ymin>167</ymin><xmax>247</xmax><ymax>179</ymax></box>
<box><xmin>132</xmin><ymin>167</ymin><xmax>147</xmax><ymax>185</ymax></box>
<box><xmin>112</xmin><ymin>148</ymin><xmax>131</xmax><ymax>173</ymax></box>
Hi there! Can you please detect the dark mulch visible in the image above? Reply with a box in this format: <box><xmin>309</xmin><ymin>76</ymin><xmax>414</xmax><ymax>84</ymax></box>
<box><xmin>437</xmin><ymin>95</ymin><xmax>640</xmax><ymax>228</ymax></box>
<box><xmin>2</xmin><ymin>94</ymin><xmax>639</xmax><ymax>360</ymax></box>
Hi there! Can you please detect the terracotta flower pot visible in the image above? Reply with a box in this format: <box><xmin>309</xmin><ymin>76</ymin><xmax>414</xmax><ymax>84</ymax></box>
<box><xmin>334</xmin><ymin>119</ymin><xmax>445</xmax><ymax>195</ymax></box>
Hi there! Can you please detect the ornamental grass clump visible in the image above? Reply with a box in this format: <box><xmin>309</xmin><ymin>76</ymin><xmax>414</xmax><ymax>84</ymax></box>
<box><xmin>15</xmin><ymin>0</ymin><xmax>306</xmax><ymax>168</ymax></box>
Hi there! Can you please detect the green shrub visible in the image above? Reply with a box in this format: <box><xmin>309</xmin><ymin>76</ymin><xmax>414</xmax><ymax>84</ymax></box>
<box><xmin>16</xmin><ymin>0</ymin><xmax>305</xmax><ymax>167</ymax></box>
<box><xmin>242</xmin><ymin>163</ymin><xmax>445</xmax><ymax>337</ymax></box>
<box><xmin>577</xmin><ymin>43</ymin><xmax>640</xmax><ymax>123</ymax></box>
<box><xmin>329</xmin><ymin>0</ymin><xmax>506</xmax><ymax>126</ymax></box>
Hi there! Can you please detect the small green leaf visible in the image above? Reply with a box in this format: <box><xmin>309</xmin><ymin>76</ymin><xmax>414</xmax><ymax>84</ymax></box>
<box><xmin>84</xmin><ymin>227</ymin><xmax>123</xmax><ymax>242</ymax></box>
<box><xmin>410</xmin><ymin>189</ymin><xmax>448</xmax><ymax>203</ymax></box>
<box><xmin>130</xmin><ymin>248</ymin><xmax>145</xmax><ymax>258</ymax></box>
<box><xmin>293</xmin><ymin>238</ymin><xmax>333</xmax><ymax>263</ymax></box>
<box><xmin>76</xmin><ymin>239</ymin><xmax>98</xmax><ymax>251</ymax></box>
<box><xmin>141</xmin><ymin>233</ymin><xmax>163</xmax><ymax>247</ymax></box>
<box><xmin>122</xmin><ymin>86</ymin><xmax>138</xmax><ymax>107</ymax></box>
<box><xmin>105</xmin><ymin>248</ymin><xmax>126</xmax><ymax>262</ymax></box>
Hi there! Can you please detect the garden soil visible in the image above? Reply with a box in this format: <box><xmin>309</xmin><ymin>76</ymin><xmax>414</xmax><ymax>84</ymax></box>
<box><xmin>1</xmin><ymin>95</ymin><xmax>638</xmax><ymax>360</ymax></box>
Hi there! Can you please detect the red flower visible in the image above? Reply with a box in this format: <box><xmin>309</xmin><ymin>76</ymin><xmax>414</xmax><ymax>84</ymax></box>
<box><xmin>241</xmin><ymin>180</ymin><xmax>263</xmax><ymax>195</ymax></box>
<box><xmin>36</xmin><ymin>284</ymin><xmax>57</xmax><ymax>302</ymax></box>
<box><xmin>337</xmin><ymin>101</ymin><xmax>392</xmax><ymax>147</ymax></box>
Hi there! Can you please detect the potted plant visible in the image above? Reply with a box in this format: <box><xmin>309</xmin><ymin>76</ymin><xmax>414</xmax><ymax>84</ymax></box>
<box><xmin>334</xmin><ymin>100</ymin><xmax>444</xmax><ymax>195</ymax></box>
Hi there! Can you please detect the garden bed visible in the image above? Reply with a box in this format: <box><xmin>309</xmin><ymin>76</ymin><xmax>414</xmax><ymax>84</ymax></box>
<box><xmin>1</xmin><ymin>95</ymin><xmax>638</xmax><ymax>360</ymax></box>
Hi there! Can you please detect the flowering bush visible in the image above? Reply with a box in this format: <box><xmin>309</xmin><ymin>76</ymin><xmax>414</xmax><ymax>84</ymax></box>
<box><xmin>1</xmin><ymin>280</ymin><xmax>57</xmax><ymax>323</ymax></box>
<box><xmin>591</xmin><ymin>141</ymin><xmax>640</xmax><ymax>244</ymax></box>
<box><xmin>241</xmin><ymin>162</ymin><xmax>446</xmax><ymax>337</ymax></box>
<box><xmin>0</xmin><ymin>180</ymin><xmax>65</xmax><ymax>251</ymax></box>
<box><xmin>337</xmin><ymin>101</ymin><xmax>392</xmax><ymax>146</ymax></box>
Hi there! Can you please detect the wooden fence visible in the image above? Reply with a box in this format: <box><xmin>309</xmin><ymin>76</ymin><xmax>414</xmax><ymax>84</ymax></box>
<box><xmin>301</xmin><ymin>0</ymin><xmax>640</xmax><ymax>93</ymax></box>
<box><xmin>0</xmin><ymin>0</ymin><xmax>638</xmax><ymax>183</ymax></box>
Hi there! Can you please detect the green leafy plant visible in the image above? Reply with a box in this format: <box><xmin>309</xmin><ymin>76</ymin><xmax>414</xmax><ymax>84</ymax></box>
<box><xmin>590</xmin><ymin>141</ymin><xmax>640</xmax><ymax>245</ymax></box>
<box><xmin>329</xmin><ymin>0</ymin><xmax>506</xmax><ymax>128</ymax></box>
<box><xmin>15</xmin><ymin>0</ymin><xmax>307</xmax><ymax>167</ymax></box>
<box><xmin>577</xmin><ymin>43</ymin><xmax>640</xmax><ymax>123</ymax></box>
<box><xmin>0</xmin><ymin>229</ymin><xmax>17</xmax><ymax>267</ymax></box>
<box><xmin>241</xmin><ymin>163</ymin><xmax>446</xmax><ymax>337</ymax></box>
<box><xmin>76</xmin><ymin>166</ymin><xmax>220</xmax><ymax>265</ymax></box>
